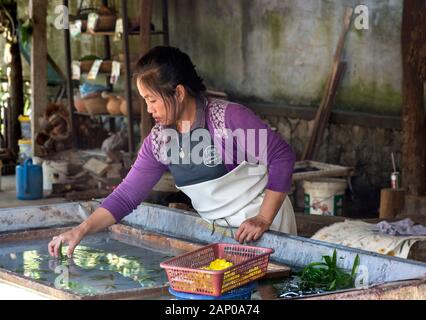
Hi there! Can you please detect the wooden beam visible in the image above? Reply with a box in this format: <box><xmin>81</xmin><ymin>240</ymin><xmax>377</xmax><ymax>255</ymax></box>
<box><xmin>309</xmin><ymin>62</ymin><xmax>347</xmax><ymax>160</ymax></box>
<box><xmin>302</xmin><ymin>7</ymin><xmax>353</xmax><ymax>161</ymax></box>
<box><xmin>63</xmin><ymin>0</ymin><xmax>77</xmax><ymax>148</ymax></box>
<box><xmin>121</xmin><ymin>0</ymin><xmax>136</xmax><ymax>153</ymax></box>
<box><xmin>162</xmin><ymin>0</ymin><xmax>170</xmax><ymax>46</ymax></box>
<box><xmin>246</xmin><ymin>102</ymin><xmax>403</xmax><ymax>130</ymax></box>
<box><xmin>401</xmin><ymin>0</ymin><xmax>426</xmax><ymax>196</ymax></box>
<box><xmin>139</xmin><ymin>0</ymin><xmax>154</xmax><ymax>142</ymax></box>
<box><xmin>4</xmin><ymin>2</ymin><xmax>24</xmax><ymax>158</ymax></box>
<box><xmin>29</xmin><ymin>0</ymin><xmax>48</xmax><ymax>157</ymax></box>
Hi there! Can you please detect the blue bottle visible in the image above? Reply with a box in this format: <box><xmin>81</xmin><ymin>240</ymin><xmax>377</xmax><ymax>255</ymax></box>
<box><xmin>16</xmin><ymin>158</ymin><xmax>43</xmax><ymax>200</ymax></box>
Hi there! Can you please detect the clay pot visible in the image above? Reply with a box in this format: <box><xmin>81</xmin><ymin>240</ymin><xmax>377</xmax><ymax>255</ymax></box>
<box><xmin>83</xmin><ymin>96</ymin><xmax>108</xmax><ymax>115</ymax></box>
<box><xmin>120</xmin><ymin>98</ymin><xmax>141</xmax><ymax>116</ymax></box>
<box><xmin>102</xmin><ymin>92</ymin><xmax>124</xmax><ymax>115</ymax></box>
<box><xmin>74</xmin><ymin>98</ymin><xmax>87</xmax><ymax>113</ymax></box>
<box><xmin>107</xmin><ymin>96</ymin><xmax>123</xmax><ymax>115</ymax></box>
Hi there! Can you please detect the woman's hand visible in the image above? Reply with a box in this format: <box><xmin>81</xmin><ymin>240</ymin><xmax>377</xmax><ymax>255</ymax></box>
<box><xmin>47</xmin><ymin>207</ymin><xmax>116</xmax><ymax>259</ymax></box>
<box><xmin>235</xmin><ymin>215</ymin><xmax>272</xmax><ymax>244</ymax></box>
<box><xmin>235</xmin><ymin>190</ymin><xmax>287</xmax><ymax>244</ymax></box>
<box><xmin>48</xmin><ymin>226</ymin><xmax>85</xmax><ymax>259</ymax></box>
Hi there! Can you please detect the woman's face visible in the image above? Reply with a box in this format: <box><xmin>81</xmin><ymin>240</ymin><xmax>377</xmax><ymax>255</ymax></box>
<box><xmin>137</xmin><ymin>81</ymin><xmax>169</xmax><ymax>125</ymax></box>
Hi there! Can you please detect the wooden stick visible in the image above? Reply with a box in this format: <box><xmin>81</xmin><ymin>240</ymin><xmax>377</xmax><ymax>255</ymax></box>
<box><xmin>311</xmin><ymin>62</ymin><xmax>347</xmax><ymax>159</ymax></box>
<box><xmin>391</xmin><ymin>152</ymin><xmax>397</xmax><ymax>172</ymax></box>
<box><xmin>302</xmin><ymin>7</ymin><xmax>353</xmax><ymax>161</ymax></box>
<box><xmin>303</xmin><ymin>61</ymin><xmax>346</xmax><ymax>160</ymax></box>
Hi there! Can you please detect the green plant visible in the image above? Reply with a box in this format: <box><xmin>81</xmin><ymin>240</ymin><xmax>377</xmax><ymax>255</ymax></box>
<box><xmin>18</xmin><ymin>16</ymin><xmax>33</xmax><ymax>47</ymax></box>
<box><xmin>298</xmin><ymin>250</ymin><xmax>360</xmax><ymax>292</ymax></box>
<box><xmin>23</xmin><ymin>81</ymin><xmax>30</xmax><ymax>115</ymax></box>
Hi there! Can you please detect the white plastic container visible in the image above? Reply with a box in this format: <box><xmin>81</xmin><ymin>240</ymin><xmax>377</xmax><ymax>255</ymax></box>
<box><xmin>303</xmin><ymin>179</ymin><xmax>347</xmax><ymax>216</ymax></box>
<box><xmin>42</xmin><ymin>160</ymin><xmax>69</xmax><ymax>192</ymax></box>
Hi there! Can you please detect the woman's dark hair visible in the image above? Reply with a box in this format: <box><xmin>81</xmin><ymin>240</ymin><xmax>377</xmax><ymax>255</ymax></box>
<box><xmin>134</xmin><ymin>46</ymin><xmax>206</xmax><ymax>124</ymax></box>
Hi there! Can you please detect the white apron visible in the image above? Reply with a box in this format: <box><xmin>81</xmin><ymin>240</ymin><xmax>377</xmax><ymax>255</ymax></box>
<box><xmin>176</xmin><ymin>161</ymin><xmax>297</xmax><ymax>235</ymax></box>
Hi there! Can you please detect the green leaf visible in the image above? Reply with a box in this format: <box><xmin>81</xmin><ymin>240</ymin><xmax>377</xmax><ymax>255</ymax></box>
<box><xmin>328</xmin><ymin>279</ymin><xmax>336</xmax><ymax>291</ymax></box>
<box><xmin>297</xmin><ymin>250</ymin><xmax>360</xmax><ymax>293</ymax></box>
<box><xmin>58</xmin><ymin>241</ymin><xmax>64</xmax><ymax>260</ymax></box>
<box><xmin>332</xmin><ymin>250</ymin><xmax>337</xmax><ymax>267</ymax></box>
<box><xmin>323</xmin><ymin>256</ymin><xmax>332</xmax><ymax>267</ymax></box>
<box><xmin>351</xmin><ymin>255</ymin><xmax>360</xmax><ymax>277</ymax></box>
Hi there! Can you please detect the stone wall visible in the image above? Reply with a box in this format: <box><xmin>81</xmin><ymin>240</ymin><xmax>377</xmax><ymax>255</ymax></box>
<box><xmin>260</xmin><ymin>112</ymin><xmax>402</xmax><ymax>216</ymax></box>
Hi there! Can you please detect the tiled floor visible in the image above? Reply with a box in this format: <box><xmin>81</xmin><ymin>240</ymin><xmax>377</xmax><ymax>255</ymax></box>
<box><xmin>0</xmin><ymin>175</ymin><xmax>66</xmax><ymax>208</ymax></box>
<box><xmin>0</xmin><ymin>281</ymin><xmax>51</xmax><ymax>300</ymax></box>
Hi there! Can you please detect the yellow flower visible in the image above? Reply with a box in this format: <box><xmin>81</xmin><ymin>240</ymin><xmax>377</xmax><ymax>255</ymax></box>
<box><xmin>201</xmin><ymin>259</ymin><xmax>233</xmax><ymax>271</ymax></box>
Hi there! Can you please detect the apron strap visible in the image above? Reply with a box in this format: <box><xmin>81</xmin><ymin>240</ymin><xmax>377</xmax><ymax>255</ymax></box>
<box><xmin>211</xmin><ymin>218</ymin><xmax>235</xmax><ymax>239</ymax></box>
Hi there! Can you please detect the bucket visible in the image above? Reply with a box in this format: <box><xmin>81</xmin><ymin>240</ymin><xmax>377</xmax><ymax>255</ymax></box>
<box><xmin>16</xmin><ymin>158</ymin><xmax>43</xmax><ymax>200</ymax></box>
<box><xmin>42</xmin><ymin>160</ymin><xmax>69</xmax><ymax>191</ymax></box>
<box><xmin>303</xmin><ymin>178</ymin><xmax>347</xmax><ymax>216</ymax></box>
<box><xmin>168</xmin><ymin>282</ymin><xmax>257</xmax><ymax>300</ymax></box>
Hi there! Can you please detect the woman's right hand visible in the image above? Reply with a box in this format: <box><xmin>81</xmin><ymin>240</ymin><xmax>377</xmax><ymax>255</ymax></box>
<box><xmin>47</xmin><ymin>207</ymin><xmax>117</xmax><ymax>259</ymax></box>
<box><xmin>48</xmin><ymin>226</ymin><xmax>85</xmax><ymax>259</ymax></box>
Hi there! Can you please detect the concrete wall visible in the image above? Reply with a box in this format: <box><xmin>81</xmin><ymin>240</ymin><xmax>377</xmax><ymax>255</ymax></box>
<box><xmin>167</xmin><ymin>0</ymin><xmax>404</xmax><ymax>115</ymax></box>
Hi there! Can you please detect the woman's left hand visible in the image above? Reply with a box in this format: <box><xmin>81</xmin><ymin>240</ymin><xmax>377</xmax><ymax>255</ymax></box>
<box><xmin>235</xmin><ymin>215</ymin><xmax>272</xmax><ymax>244</ymax></box>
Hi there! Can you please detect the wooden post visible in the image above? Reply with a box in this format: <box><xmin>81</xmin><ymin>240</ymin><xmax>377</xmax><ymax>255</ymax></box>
<box><xmin>5</xmin><ymin>1</ymin><xmax>24</xmax><ymax>158</ymax></box>
<box><xmin>401</xmin><ymin>0</ymin><xmax>426</xmax><ymax>196</ymax></box>
<box><xmin>162</xmin><ymin>0</ymin><xmax>170</xmax><ymax>46</ymax></box>
<box><xmin>102</xmin><ymin>0</ymin><xmax>115</xmax><ymax>135</ymax></box>
<box><xmin>121</xmin><ymin>0</ymin><xmax>135</xmax><ymax>154</ymax></box>
<box><xmin>63</xmin><ymin>0</ymin><xmax>76</xmax><ymax>149</ymax></box>
<box><xmin>379</xmin><ymin>189</ymin><xmax>405</xmax><ymax>219</ymax></box>
<box><xmin>29</xmin><ymin>0</ymin><xmax>48</xmax><ymax>157</ymax></box>
<box><xmin>139</xmin><ymin>0</ymin><xmax>154</xmax><ymax>143</ymax></box>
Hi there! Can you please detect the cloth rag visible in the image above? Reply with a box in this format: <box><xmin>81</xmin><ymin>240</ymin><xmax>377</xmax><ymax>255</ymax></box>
<box><xmin>372</xmin><ymin>218</ymin><xmax>426</xmax><ymax>236</ymax></box>
<box><xmin>311</xmin><ymin>219</ymin><xmax>426</xmax><ymax>259</ymax></box>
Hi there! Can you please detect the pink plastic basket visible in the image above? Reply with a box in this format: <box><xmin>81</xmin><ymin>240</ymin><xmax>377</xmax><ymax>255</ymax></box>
<box><xmin>160</xmin><ymin>243</ymin><xmax>274</xmax><ymax>297</ymax></box>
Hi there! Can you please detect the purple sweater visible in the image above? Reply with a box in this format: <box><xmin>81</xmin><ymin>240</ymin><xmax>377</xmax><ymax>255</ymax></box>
<box><xmin>101</xmin><ymin>99</ymin><xmax>296</xmax><ymax>222</ymax></box>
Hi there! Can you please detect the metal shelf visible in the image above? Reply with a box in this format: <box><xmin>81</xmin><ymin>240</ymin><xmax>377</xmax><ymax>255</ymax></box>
<box><xmin>78</xmin><ymin>60</ymin><xmax>136</xmax><ymax>74</ymax></box>
<box><xmin>74</xmin><ymin>111</ymin><xmax>141</xmax><ymax>120</ymax></box>
<box><xmin>82</xmin><ymin>30</ymin><xmax>166</xmax><ymax>36</ymax></box>
<box><xmin>63</xmin><ymin>0</ymin><xmax>169</xmax><ymax>156</ymax></box>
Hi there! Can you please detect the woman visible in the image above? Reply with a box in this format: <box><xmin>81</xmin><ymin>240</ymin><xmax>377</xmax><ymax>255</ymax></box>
<box><xmin>48</xmin><ymin>46</ymin><xmax>297</xmax><ymax>258</ymax></box>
